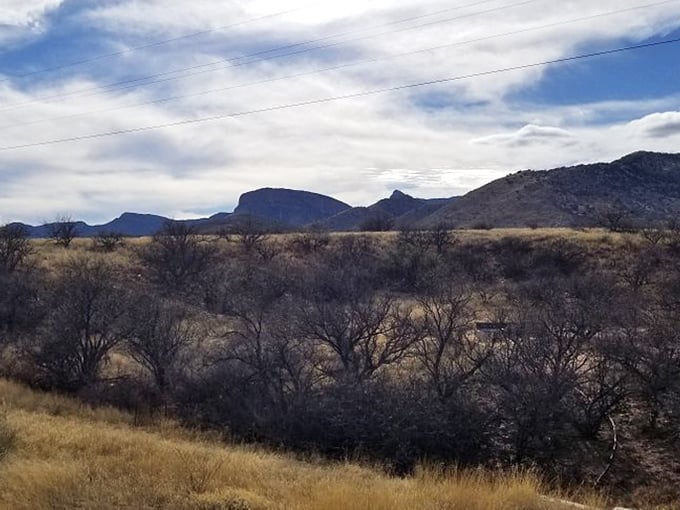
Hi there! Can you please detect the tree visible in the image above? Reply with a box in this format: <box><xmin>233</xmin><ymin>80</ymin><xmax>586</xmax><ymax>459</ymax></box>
<box><xmin>360</xmin><ymin>211</ymin><xmax>394</xmax><ymax>232</ymax></box>
<box><xmin>0</xmin><ymin>224</ymin><xmax>32</xmax><ymax>273</ymax></box>
<box><xmin>298</xmin><ymin>293</ymin><xmax>420</xmax><ymax>383</ymax></box>
<box><xmin>612</xmin><ymin>286</ymin><xmax>680</xmax><ymax>430</ymax></box>
<box><xmin>92</xmin><ymin>231</ymin><xmax>124</xmax><ymax>252</ymax></box>
<box><xmin>484</xmin><ymin>276</ymin><xmax>617</xmax><ymax>462</ymax></box>
<box><xmin>27</xmin><ymin>258</ymin><xmax>130</xmax><ymax>391</ymax></box>
<box><xmin>596</xmin><ymin>204</ymin><xmax>635</xmax><ymax>233</ymax></box>
<box><xmin>141</xmin><ymin>221</ymin><xmax>216</xmax><ymax>291</ymax></box>
<box><xmin>233</xmin><ymin>217</ymin><xmax>270</xmax><ymax>254</ymax></box>
<box><xmin>0</xmin><ymin>271</ymin><xmax>43</xmax><ymax>350</ymax></box>
<box><xmin>48</xmin><ymin>214</ymin><xmax>79</xmax><ymax>248</ymax></box>
<box><xmin>126</xmin><ymin>297</ymin><xmax>200</xmax><ymax>399</ymax></box>
<box><xmin>415</xmin><ymin>287</ymin><xmax>488</xmax><ymax>401</ymax></box>
<box><xmin>202</xmin><ymin>259</ymin><xmax>320</xmax><ymax>439</ymax></box>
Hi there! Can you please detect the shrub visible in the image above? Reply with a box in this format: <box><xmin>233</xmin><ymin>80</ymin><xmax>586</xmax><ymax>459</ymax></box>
<box><xmin>92</xmin><ymin>231</ymin><xmax>124</xmax><ymax>252</ymax></box>
<box><xmin>0</xmin><ymin>224</ymin><xmax>32</xmax><ymax>273</ymax></box>
<box><xmin>141</xmin><ymin>221</ymin><xmax>217</xmax><ymax>292</ymax></box>
<box><xmin>0</xmin><ymin>412</ymin><xmax>16</xmax><ymax>462</ymax></box>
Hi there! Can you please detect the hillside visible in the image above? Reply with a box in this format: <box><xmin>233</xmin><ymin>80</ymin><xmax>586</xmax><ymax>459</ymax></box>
<box><xmin>322</xmin><ymin>190</ymin><xmax>456</xmax><ymax>230</ymax></box>
<box><xmin>234</xmin><ymin>188</ymin><xmax>351</xmax><ymax>227</ymax></box>
<box><xmin>422</xmin><ymin>152</ymin><xmax>680</xmax><ymax>228</ymax></box>
<box><xmin>0</xmin><ymin>379</ymin><xmax>594</xmax><ymax>510</ymax></box>
<box><xmin>11</xmin><ymin>151</ymin><xmax>680</xmax><ymax>235</ymax></box>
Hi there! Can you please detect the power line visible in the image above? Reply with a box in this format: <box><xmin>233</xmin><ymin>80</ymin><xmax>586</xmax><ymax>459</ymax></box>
<box><xmin>1</xmin><ymin>0</ymin><xmax>673</xmax><ymax>132</ymax></box>
<box><xmin>0</xmin><ymin>4</ymin><xmax>316</xmax><ymax>80</ymax></box>
<box><xmin>0</xmin><ymin>0</ymin><xmax>540</xmax><ymax>111</ymax></box>
<box><xmin>1</xmin><ymin>36</ymin><xmax>678</xmax><ymax>152</ymax></box>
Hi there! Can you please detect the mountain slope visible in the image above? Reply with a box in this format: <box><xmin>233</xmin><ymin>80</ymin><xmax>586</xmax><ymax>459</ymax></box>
<box><xmin>234</xmin><ymin>188</ymin><xmax>351</xmax><ymax>227</ymax></box>
<box><xmin>422</xmin><ymin>151</ymin><xmax>680</xmax><ymax>228</ymax></box>
<box><xmin>322</xmin><ymin>190</ymin><xmax>456</xmax><ymax>230</ymax></box>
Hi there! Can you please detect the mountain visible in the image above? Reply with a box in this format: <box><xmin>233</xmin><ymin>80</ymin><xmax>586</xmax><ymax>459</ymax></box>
<box><xmin>13</xmin><ymin>213</ymin><xmax>173</xmax><ymax>238</ymax></box>
<box><xmin>13</xmin><ymin>151</ymin><xmax>680</xmax><ymax>236</ymax></box>
<box><xmin>100</xmin><ymin>213</ymin><xmax>168</xmax><ymax>236</ymax></box>
<box><xmin>233</xmin><ymin>188</ymin><xmax>351</xmax><ymax>227</ymax></box>
<box><xmin>421</xmin><ymin>151</ymin><xmax>680</xmax><ymax>228</ymax></box>
<box><xmin>322</xmin><ymin>190</ymin><xmax>457</xmax><ymax>230</ymax></box>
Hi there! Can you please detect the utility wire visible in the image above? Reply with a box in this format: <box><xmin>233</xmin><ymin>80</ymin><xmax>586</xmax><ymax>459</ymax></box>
<box><xmin>1</xmin><ymin>0</ymin><xmax>673</xmax><ymax>132</ymax></box>
<box><xmin>0</xmin><ymin>0</ymin><xmax>539</xmax><ymax>111</ymax></box>
<box><xmin>1</xmin><ymin>36</ymin><xmax>678</xmax><ymax>152</ymax></box>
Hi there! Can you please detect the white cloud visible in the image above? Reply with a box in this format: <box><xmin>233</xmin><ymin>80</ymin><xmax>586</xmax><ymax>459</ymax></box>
<box><xmin>471</xmin><ymin>124</ymin><xmax>576</xmax><ymax>147</ymax></box>
<box><xmin>628</xmin><ymin>111</ymin><xmax>680</xmax><ymax>138</ymax></box>
<box><xmin>1</xmin><ymin>0</ymin><xmax>680</xmax><ymax>223</ymax></box>
<box><xmin>0</xmin><ymin>0</ymin><xmax>62</xmax><ymax>47</ymax></box>
<box><xmin>0</xmin><ymin>0</ymin><xmax>62</xmax><ymax>26</ymax></box>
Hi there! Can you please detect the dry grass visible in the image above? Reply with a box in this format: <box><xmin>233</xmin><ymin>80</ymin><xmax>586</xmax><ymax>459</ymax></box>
<box><xmin>0</xmin><ymin>379</ymin><xmax>602</xmax><ymax>510</ymax></box>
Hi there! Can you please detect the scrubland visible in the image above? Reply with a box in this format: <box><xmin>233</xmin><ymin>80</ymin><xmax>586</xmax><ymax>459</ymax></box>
<box><xmin>2</xmin><ymin>223</ymin><xmax>680</xmax><ymax>508</ymax></box>
<box><xmin>0</xmin><ymin>379</ymin><xmax>598</xmax><ymax>510</ymax></box>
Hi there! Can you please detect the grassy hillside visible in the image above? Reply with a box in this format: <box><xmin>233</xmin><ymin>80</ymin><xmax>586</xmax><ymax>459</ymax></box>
<box><xmin>422</xmin><ymin>152</ymin><xmax>680</xmax><ymax>228</ymax></box>
<box><xmin>0</xmin><ymin>379</ymin><xmax>602</xmax><ymax>510</ymax></box>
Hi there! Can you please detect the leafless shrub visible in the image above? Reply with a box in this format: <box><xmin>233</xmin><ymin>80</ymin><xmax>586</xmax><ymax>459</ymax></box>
<box><xmin>641</xmin><ymin>227</ymin><xmax>666</xmax><ymax>246</ymax></box>
<box><xmin>47</xmin><ymin>214</ymin><xmax>79</xmax><ymax>248</ymax></box>
<box><xmin>0</xmin><ymin>224</ymin><xmax>32</xmax><ymax>273</ymax></box>
<box><xmin>127</xmin><ymin>297</ymin><xmax>201</xmax><ymax>398</ymax></box>
<box><xmin>141</xmin><ymin>221</ymin><xmax>217</xmax><ymax>291</ymax></box>
<box><xmin>26</xmin><ymin>257</ymin><xmax>130</xmax><ymax>391</ymax></box>
<box><xmin>93</xmin><ymin>231</ymin><xmax>124</xmax><ymax>252</ymax></box>
<box><xmin>415</xmin><ymin>287</ymin><xmax>487</xmax><ymax>401</ymax></box>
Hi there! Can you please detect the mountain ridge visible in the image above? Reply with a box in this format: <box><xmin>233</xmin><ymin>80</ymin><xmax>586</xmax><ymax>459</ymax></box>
<box><xmin>8</xmin><ymin>151</ymin><xmax>680</xmax><ymax>236</ymax></box>
<box><xmin>421</xmin><ymin>150</ymin><xmax>680</xmax><ymax>228</ymax></box>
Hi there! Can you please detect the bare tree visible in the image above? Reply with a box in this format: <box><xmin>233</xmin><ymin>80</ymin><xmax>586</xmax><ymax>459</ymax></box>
<box><xmin>92</xmin><ymin>231</ymin><xmax>124</xmax><ymax>252</ymax></box>
<box><xmin>141</xmin><ymin>221</ymin><xmax>216</xmax><ymax>291</ymax></box>
<box><xmin>233</xmin><ymin>217</ymin><xmax>270</xmax><ymax>254</ymax></box>
<box><xmin>415</xmin><ymin>287</ymin><xmax>489</xmax><ymax>401</ymax></box>
<box><xmin>27</xmin><ymin>258</ymin><xmax>130</xmax><ymax>391</ymax></box>
<box><xmin>207</xmin><ymin>261</ymin><xmax>320</xmax><ymax>434</ymax></box>
<box><xmin>0</xmin><ymin>271</ymin><xmax>43</xmax><ymax>350</ymax></box>
<box><xmin>0</xmin><ymin>224</ymin><xmax>32</xmax><ymax>273</ymax></box>
<box><xmin>289</xmin><ymin>230</ymin><xmax>330</xmax><ymax>256</ymax></box>
<box><xmin>613</xmin><ymin>306</ymin><xmax>680</xmax><ymax>430</ymax></box>
<box><xmin>48</xmin><ymin>214</ymin><xmax>79</xmax><ymax>248</ymax></box>
<box><xmin>641</xmin><ymin>227</ymin><xmax>666</xmax><ymax>246</ymax></box>
<box><xmin>298</xmin><ymin>294</ymin><xmax>420</xmax><ymax>382</ymax></box>
<box><xmin>596</xmin><ymin>204</ymin><xmax>635</xmax><ymax>233</ymax></box>
<box><xmin>484</xmin><ymin>276</ymin><xmax>616</xmax><ymax>462</ymax></box>
<box><xmin>360</xmin><ymin>211</ymin><xmax>394</xmax><ymax>232</ymax></box>
<box><xmin>126</xmin><ymin>297</ymin><xmax>200</xmax><ymax>399</ymax></box>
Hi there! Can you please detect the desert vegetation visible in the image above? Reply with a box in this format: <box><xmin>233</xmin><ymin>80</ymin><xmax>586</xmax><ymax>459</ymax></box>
<box><xmin>2</xmin><ymin>222</ymin><xmax>680</xmax><ymax>507</ymax></box>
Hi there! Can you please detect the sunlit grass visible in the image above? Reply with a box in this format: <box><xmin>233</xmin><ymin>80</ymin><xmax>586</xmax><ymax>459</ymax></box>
<box><xmin>0</xmin><ymin>379</ymin><xmax>597</xmax><ymax>510</ymax></box>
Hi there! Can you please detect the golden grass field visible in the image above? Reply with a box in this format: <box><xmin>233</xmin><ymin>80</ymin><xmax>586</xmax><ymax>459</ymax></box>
<box><xmin>0</xmin><ymin>379</ymin><xmax>609</xmax><ymax>510</ymax></box>
<box><xmin>4</xmin><ymin>228</ymin><xmax>667</xmax><ymax>509</ymax></box>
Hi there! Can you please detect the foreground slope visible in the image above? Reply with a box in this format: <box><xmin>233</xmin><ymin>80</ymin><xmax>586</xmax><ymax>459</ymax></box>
<box><xmin>0</xmin><ymin>380</ymin><xmax>596</xmax><ymax>510</ymax></box>
<box><xmin>423</xmin><ymin>151</ymin><xmax>680</xmax><ymax>228</ymax></box>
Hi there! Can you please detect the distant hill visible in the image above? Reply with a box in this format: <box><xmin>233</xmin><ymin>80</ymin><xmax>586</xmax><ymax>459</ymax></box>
<box><xmin>13</xmin><ymin>213</ymin><xmax>173</xmax><ymax>238</ymax></box>
<box><xmin>234</xmin><ymin>188</ymin><xmax>351</xmax><ymax>227</ymax></box>
<box><xmin>102</xmin><ymin>213</ymin><xmax>168</xmax><ymax>236</ymax></box>
<box><xmin>421</xmin><ymin>151</ymin><xmax>680</xmax><ymax>228</ymax></box>
<box><xmin>12</xmin><ymin>151</ymin><xmax>680</xmax><ymax>236</ymax></box>
<box><xmin>322</xmin><ymin>190</ymin><xmax>456</xmax><ymax>230</ymax></box>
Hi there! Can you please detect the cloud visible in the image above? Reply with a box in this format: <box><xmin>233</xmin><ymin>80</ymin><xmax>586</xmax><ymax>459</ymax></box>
<box><xmin>0</xmin><ymin>0</ymin><xmax>62</xmax><ymax>26</ymax></box>
<box><xmin>628</xmin><ymin>111</ymin><xmax>680</xmax><ymax>138</ymax></box>
<box><xmin>1</xmin><ymin>0</ymin><xmax>680</xmax><ymax>223</ymax></box>
<box><xmin>0</xmin><ymin>0</ymin><xmax>63</xmax><ymax>47</ymax></box>
<box><xmin>471</xmin><ymin>124</ymin><xmax>576</xmax><ymax>148</ymax></box>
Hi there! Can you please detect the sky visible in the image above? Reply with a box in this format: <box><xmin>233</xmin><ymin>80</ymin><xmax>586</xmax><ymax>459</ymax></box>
<box><xmin>0</xmin><ymin>0</ymin><xmax>679</xmax><ymax>224</ymax></box>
